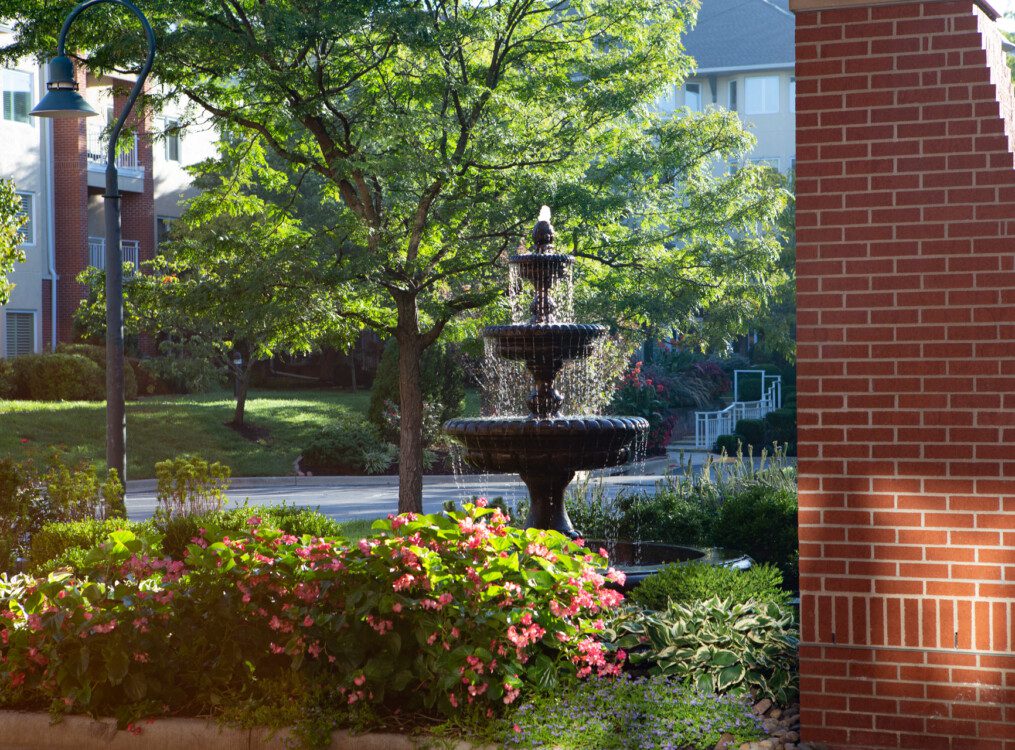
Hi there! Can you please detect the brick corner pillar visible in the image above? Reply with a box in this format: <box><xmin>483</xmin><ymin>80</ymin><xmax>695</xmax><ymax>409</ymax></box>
<box><xmin>790</xmin><ymin>0</ymin><xmax>1015</xmax><ymax>748</ymax></box>
<box><xmin>51</xmin><ymin>65</ymin><xmax>90</xmax><ymax>345</ymax></box>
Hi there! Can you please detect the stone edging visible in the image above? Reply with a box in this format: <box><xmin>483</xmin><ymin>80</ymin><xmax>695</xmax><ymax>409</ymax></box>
<box><xmin>0</xmin><ymin>711</ymin><xmax>495</xmax><ymax>750</ymax></box>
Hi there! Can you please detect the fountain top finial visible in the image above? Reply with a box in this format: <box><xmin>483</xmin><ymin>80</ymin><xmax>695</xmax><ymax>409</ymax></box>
<box><xmin>532</xmin><ymin>205</ymin><xmax>554</xmax><ymax>252</ymax></box>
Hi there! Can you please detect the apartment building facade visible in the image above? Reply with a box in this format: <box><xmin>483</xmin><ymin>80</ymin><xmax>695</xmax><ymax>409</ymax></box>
<box><xmin>660</xmin><ymin>0</ymin><xmax>796</xmax><ymax>174</ymax></box>
<box><xmin>0</xmin><ymin>24</ymin><xmax>216</xmax><ymax>358</ymax></box>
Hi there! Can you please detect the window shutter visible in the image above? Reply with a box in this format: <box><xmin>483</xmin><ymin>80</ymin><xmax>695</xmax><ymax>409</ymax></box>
<box><xmin>13</xmin><ymin>92</ymin><xmax>29</xmax><ymax>123</ymax></box>
<box><xmin>5</xmin><ymin>313</ymin><xmax>34</xmax><ymax>358</ymax></box>
<box><xmin>2</xmin><ymin>92</ymin><xmax>11</xmax><ymax>121</ymax></box>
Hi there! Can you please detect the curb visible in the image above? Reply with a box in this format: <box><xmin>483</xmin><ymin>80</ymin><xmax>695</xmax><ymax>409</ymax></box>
<box><xmin>0</xmin><ymin>711</ymin><xmax>496</xmax><ymax>750</ymax></box>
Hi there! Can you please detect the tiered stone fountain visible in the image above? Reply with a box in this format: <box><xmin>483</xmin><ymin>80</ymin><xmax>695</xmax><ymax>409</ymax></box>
<box><xmin>444</xmin><ymin>208</ymin><xmax>648</xmax><ymax>538</ymax></box>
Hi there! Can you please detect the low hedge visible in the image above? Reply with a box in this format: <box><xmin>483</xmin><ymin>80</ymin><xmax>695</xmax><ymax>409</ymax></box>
<box><xmin>8</xmin><ymin>353</ymin><xmax>103</xmax><ymax>401</ymax></box>
<box><xmin>712</xmin><ymin>486</ymin><xmax>798</xmax><ymax>587</ymax></box>
<box><xmin>56</xmin><ymin>343</ymin><xmax>138</xmax><ymax>400</ymax></box>
<box><xmin>629</xmin><ymin>561</ymin><xmax>791</xmax><ymax>611</ymax></box>
<box><xmin>300</xmin><ymin>416</ymin><xmax>397</xmax><ymax>475</ymax></box>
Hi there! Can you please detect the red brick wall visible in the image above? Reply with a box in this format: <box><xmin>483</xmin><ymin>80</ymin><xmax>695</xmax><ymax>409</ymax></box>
<box><xmin>115</xmin><ymin>88</ymin><xmax>156</xmax><ymax>267</ymax></box>
<box><xmin>51</xmin><ymin>67</ymin><xmax>89</xmax><ymax>344</ymax></box>
<box><xmin>794</xmin><ymin>0</ymin><xmax>1015</xmax><ymax>748</ymax></box>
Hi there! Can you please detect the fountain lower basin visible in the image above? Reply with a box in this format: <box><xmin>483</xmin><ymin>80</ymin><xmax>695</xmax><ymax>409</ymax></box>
<box><xmin>586</xmin><ymin>541</ymin><xmax>753</xmax><ymax>592</ymax></box>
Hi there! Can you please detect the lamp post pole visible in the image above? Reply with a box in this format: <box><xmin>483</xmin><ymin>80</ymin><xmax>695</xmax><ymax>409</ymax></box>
<box><xmin>31</xmin><ymin>0</ymin><xmax>155</xmax><ymax>484</ymax></box>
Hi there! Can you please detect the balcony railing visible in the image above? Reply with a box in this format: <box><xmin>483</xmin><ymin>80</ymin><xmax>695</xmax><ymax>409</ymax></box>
<box><xmin>86</xmin><ymin>125</ymin><xmax>143</xmax><ymax>173</ymax></box>
<box><xmin>88</xmin><ymin>237</ymin><xmax>140</xmax><ymax>273</ymax></box>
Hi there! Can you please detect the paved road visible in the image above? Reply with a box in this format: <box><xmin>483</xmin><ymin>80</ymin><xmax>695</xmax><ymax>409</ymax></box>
<box><xmin>124</xmin><ymin>450</ymin><xmax>793</xmax><ymax>523</ymax></box>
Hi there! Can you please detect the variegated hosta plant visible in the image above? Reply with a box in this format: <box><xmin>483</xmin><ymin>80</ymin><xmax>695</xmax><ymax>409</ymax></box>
<box><xmin>603</xmin><ymin>597</ymin><xmax>799</xmax><ymax>705</ymax></box>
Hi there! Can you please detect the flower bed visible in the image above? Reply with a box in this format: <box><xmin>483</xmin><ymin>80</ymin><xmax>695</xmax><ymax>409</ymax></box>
<box><xmin>0</xmin><ymin>502</ymin><xmax>628</xmax><ymax>738</ymax></box>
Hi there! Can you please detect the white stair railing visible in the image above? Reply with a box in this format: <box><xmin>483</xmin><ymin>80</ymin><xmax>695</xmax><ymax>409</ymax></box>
<box><xmin>694</xmin><ymin>370</ymin><xmax>782</xmax><ymax>449</ymax></box>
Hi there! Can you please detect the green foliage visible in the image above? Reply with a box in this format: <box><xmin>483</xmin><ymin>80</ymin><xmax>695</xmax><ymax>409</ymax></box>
<box><xmin>55</xmin><ymin>343</ymin><xmax>139</xmax><ymax>400</ymax></box>
<box><xmin>764</xmin><ymin>408</ymin><xmax>797</xmax><ymax>454</ymax></box>
<box><xmin>606</xmin><ymin>598</ymin><xmax>799</xmax><ymax>704</ymax></box>
<box><xmin>0</xmin><ymin>178</ymin><xmax>26</xmax><ymax>306</ymax></box>
<box><xmin>0</xmin><ymin>0</ymin><xmax>789</xmax><ymax>508</ymax></box>
<box><xmin>144</xmin><ymin>337</ymin><xmax>225</xmax><ymax>394</ymax></box>
<box><xmin>0</xmin><ymin>358</ymin><xmax>15</xmax><ymax>399</ymax></box>
<box><xmin>7</xmin><ymin>354</ymin><xmax>103</xmax><ymax>401</ymax></box>
<box><xmin>733</xmin><ymin>419</ymin><xmax>769</xmax><ymax>452</ymax></box>
<box><xmin>714</xmin><ymin>434</ymin><xmax>742</xmax><ymax>456</ymax></box>
<box><xmin>629</xmin><ymin>562</ymin><xmax>790</xmax><ymax>611</ymax></box>
<box><xmin>0</xmin><ymin>456</ymin><xmax>120</xmax><ymax>572</ymax></box>
<box><xmin>501</xmin><ymin>674</ymin><xmax>765</xmax><ymax>749</ymax></box>
<box><xmin>367</xmin><ymin>340</ymin><xmax>465</xmax><ymax>432</ymax></box>
<box><xmin>300</xmin><ymin>416</ymin><xmax>395</xmax><ymax>475</ymax></box>
<box><xmin>29</xmin><ymin>517</ymin><xmax>145</xmax><ymax>574</ymax></box>
<box><xmin>154</xmin><ymin>455</ymin><xmax>231</xmax><ymax>518</ymax></box>
<box><xmin>713</xmin><ymin>486</ymin><xmax>798</xmax><ymax>585</ymax></box>
<box><xmin>614</xmin><ymin>489</ymin><xmax>713</xmax><ymax>547</ymax></box>
<box><xmin>0</xmin><ymin>504</ymin><xmax>626</xmax><ymax>735</ymax></box>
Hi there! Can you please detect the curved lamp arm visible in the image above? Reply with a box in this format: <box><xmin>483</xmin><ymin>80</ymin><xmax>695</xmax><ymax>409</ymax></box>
<box><xmin>56</xmin><ymin>0</ymin><xmax>156</xmax><ymax>166</ymax></box>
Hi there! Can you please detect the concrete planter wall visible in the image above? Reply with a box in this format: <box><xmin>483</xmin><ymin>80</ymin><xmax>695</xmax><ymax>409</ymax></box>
<box><xmin>0</xmin><ymin>711</ymin><xmax>494</xmax><ymax>750</ymax></box>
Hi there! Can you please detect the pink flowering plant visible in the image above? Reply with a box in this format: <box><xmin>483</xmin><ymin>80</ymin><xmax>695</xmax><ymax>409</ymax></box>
<box><xmin>0</xmin><ymin>502</ymin><xmax>628</xmax><ymax>732</ymax></box>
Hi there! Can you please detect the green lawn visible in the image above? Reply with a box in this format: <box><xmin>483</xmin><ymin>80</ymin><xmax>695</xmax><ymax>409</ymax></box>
<box><xmin>1</xmin><ymin>387</ymin><xmax>482</xmax><ymax>479</ymax></box>
<box><xmin>1</xmin><ymin>389</ymin><xmax>369</xmax><ymax>479</ymax></box>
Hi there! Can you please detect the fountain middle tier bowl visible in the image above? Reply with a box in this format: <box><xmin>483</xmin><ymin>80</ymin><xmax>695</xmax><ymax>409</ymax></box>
<box><xmin>484</xmin><ymin>323</ymin><xmax>607</xmax><ymax>364</ymax></box>
<box><xmin>509</xmin><ymin>252</ymin><xmax>573</xmax><ymax>285</ymax></box>
<box><xmin>443</xmin><ymin>415</ymin><xmax>649</xmax><ymax>474</ymax></box>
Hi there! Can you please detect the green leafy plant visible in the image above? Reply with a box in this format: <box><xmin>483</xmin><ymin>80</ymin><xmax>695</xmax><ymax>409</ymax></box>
<box><xmin>501</xmin><ymin>674</ymin><xmax>765</xmax><ymax>749</ymax></box>
<box><xmin>154</xmin><ymin>455</ymin><xmax>231</xmax><ymax>518</ymax></box>
<box><xmin>0</xmin><ymin>502</ymin><xmax>627</xmax><ymax>737</ymax></box>
<box><xmin>300</xmin><ymin>417</ymin><xmax>391</xmax><ymax>475</ymax></box>
<box><xmin>0</xmin><ymin>178</ymin><xmax>26</xmax><ymax>307</ymax></box>
<box><xmin>629</xmin><ymin>562</ymin><xmax>790</xmax><ymax>611</ymax></box>
<box><xmin>0</xmin><ymin>456</ymin><xmax>119</xmax><ymax>572</ymax></box>
<box><xmin>712</xmin><ymin>486</ymin><xmax>798</xmax><ymax>586</ymax></box>
<box><xmin>606</xmin><ymin>598</ymin><xmax>799</xmax><ymax>704</ymax></box>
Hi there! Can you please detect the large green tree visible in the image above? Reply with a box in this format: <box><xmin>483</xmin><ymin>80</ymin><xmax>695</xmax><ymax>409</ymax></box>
<box><xmin>2</xmin><ymin>0</ymin><xmax>787</xmax><ymax>512</ymax></box>
<box><xmin>0</xmin><ymin>179</ymin><xmax>27</xmax><ymax>307</ymax></box>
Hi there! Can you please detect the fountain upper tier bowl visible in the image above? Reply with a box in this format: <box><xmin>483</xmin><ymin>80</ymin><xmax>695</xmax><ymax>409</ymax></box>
<box><xmin>484</xmin><ymin>322</ymin><xmax>606</xmax><ymax>366</ymax></box>
<box><xmin>443</xmin><ymin>415</ymin><xmax>648</xmax><ymax>475</ymax></box>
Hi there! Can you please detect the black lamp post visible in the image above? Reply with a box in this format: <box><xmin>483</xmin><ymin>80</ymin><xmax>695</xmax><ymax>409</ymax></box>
<box><xmin>31</xmin><ymin>0</ymin><xmax>155</xmax><ymax>483</ymax></box>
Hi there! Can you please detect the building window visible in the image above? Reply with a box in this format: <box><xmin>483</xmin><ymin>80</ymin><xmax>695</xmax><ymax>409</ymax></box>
<box><xmin>789</xmin><ymin>77</ymin><xmax>796</xmax><ymax>113</ymax></box>
<box><xmin>156</xmin><ymin>216</ymin><xmax>175</xmax><ymax>245</ymax></box>
<box><xmin>15</xmin><ymin>192</ymin><xmax>34</xmax><ymax>246</ymax></box>
<box><xmin>748</xmin><ymin>157</ymin><xmax>780</xmax><ymax>171</ymax></box>
<box><xmin>2</xmin><ymin>69</ymin><xmax>32</xmax><ymax>125</ymax></box>
<box><xmin>745</xmin><ymin>76</ymin><xmax>779</xmax><ymax>115</ymax></box>
<box><xmin>164</xmin><ymin>118</ymin><xmax>181</xmax><ymax>162</ymax></box>
<box><xmin>728</xmin><ymin>80</ymin><xmax>737</xmax><ymax>112</ymax></box>
<box><xmin>684</xmin><ymin>83</ymin><xmax>702</xmax><ymax>112</ymax></box>
<box><xmin>5</xmin><ymin>311</ymin><xmax>34</xmax><ymax>358</ymax></box>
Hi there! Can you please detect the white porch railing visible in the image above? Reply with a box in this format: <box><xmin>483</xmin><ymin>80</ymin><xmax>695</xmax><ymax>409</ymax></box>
<box><xmin>694</xmin><ymin>370</ymin><xmax>782</xmax><ymax>449</ymax></box>
<box><xmin>88</xmin><ymin>237</ymin><xmax>140</xmax><ymax>273</ymax></box>
<box><xmin>86</xmin><ymin>125</ymin><xmax>142</xmax><ymax>173</ymax></box>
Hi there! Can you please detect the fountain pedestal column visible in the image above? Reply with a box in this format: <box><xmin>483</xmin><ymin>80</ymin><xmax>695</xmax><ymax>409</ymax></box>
<box><xmin>519</xmin><ymin>469</ymin><xmax>577</xmax><ymax>537</ymax></box>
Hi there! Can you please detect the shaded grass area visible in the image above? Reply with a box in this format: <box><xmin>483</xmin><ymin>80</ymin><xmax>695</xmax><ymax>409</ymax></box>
<box><xmin>1</xmin><ymin>389</ymin><xmax>370</xmax><ymax>479</ymax></box>
<box><xmin>1</xmin><ymin>388</ymin><xmax>482</xmax><ymax>480</ymax></box>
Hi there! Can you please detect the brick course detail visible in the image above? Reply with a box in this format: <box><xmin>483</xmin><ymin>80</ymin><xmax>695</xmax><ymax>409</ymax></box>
<box><xmin>793</xmin><ymin>0</ymin><xmax>1015</xmax><ymax>748</ymax></box>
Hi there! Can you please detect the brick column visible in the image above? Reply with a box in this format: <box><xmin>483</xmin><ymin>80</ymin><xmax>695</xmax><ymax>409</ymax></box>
<box><xmin>115</xmin><ymin>87</ymin><xmax>156</xmax><ymax>267</ymax></box>
<box><xmin>51</xmin><ymin>66</ymin><xmax>89</xmax><ymax>344</ymax></box>
<box><xmin>790</xmin><ymin>0</ymin><xmax>1015</xmax><ymax>748</ymax></box>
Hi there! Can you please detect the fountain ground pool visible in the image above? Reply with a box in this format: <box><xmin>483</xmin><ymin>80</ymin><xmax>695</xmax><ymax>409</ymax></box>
<box><xmin>444</xmin><ymin>208</ymin><xmax>750</xmax><ymax>587</ymax></box>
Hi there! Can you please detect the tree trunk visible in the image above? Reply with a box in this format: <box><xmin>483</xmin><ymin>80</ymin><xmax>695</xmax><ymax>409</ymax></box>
<box><xmin>231</xmin><ymin>346</ymin><xmax>253</xmax><ymax>427</ymax></box>
<box><xmin>395</xmin><ymin>295</ymin><xmax>424</xmax><ymax>514</ymax></box>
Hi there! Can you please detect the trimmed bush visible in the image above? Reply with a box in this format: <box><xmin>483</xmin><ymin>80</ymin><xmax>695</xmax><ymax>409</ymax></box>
<box><xmin>629</xmin><ymin>562</ymin><xmax>790</xmax><ymax>611</ymax></box>
<box><xmin>9</xmin><ymin>353</ymin><xmax>103</xmax><ymax>401</ymax></box>
<box><xmin>713</xmin><ymin>434</ymin><xmax>741</xmax><ymax>456</ymax></box>
<box><xmin>56</xmin><ymin>343</ymin><xmax>138</xmax><ymax>400</ymax></box>
<box><xmin>614</xmin><ymin>489</ymin><xmax>712</xmax><ymax>546</ymax></box>
<box><xmin>732</xmin><ymin>418</ymin><xmax>769</xmax><ymax>452</ymax></box>
<box><xmin>712</xmin><ymin>486</ymin><xmax>798</xmax><ymax>585</ymax></box>
<box><xmin>300</xmin><ymin>416</ymin><xmax>395</xmax><ymax>475</ymax></box>
<box><xmin>29</xmin><ymin>517</ymin><xmax>147</xmax><ymax>573</ymax></box>
<box><xmin>0</xmin><ymin>358</ymin><xmax>14</xmax><ymax>399</ymax></box>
